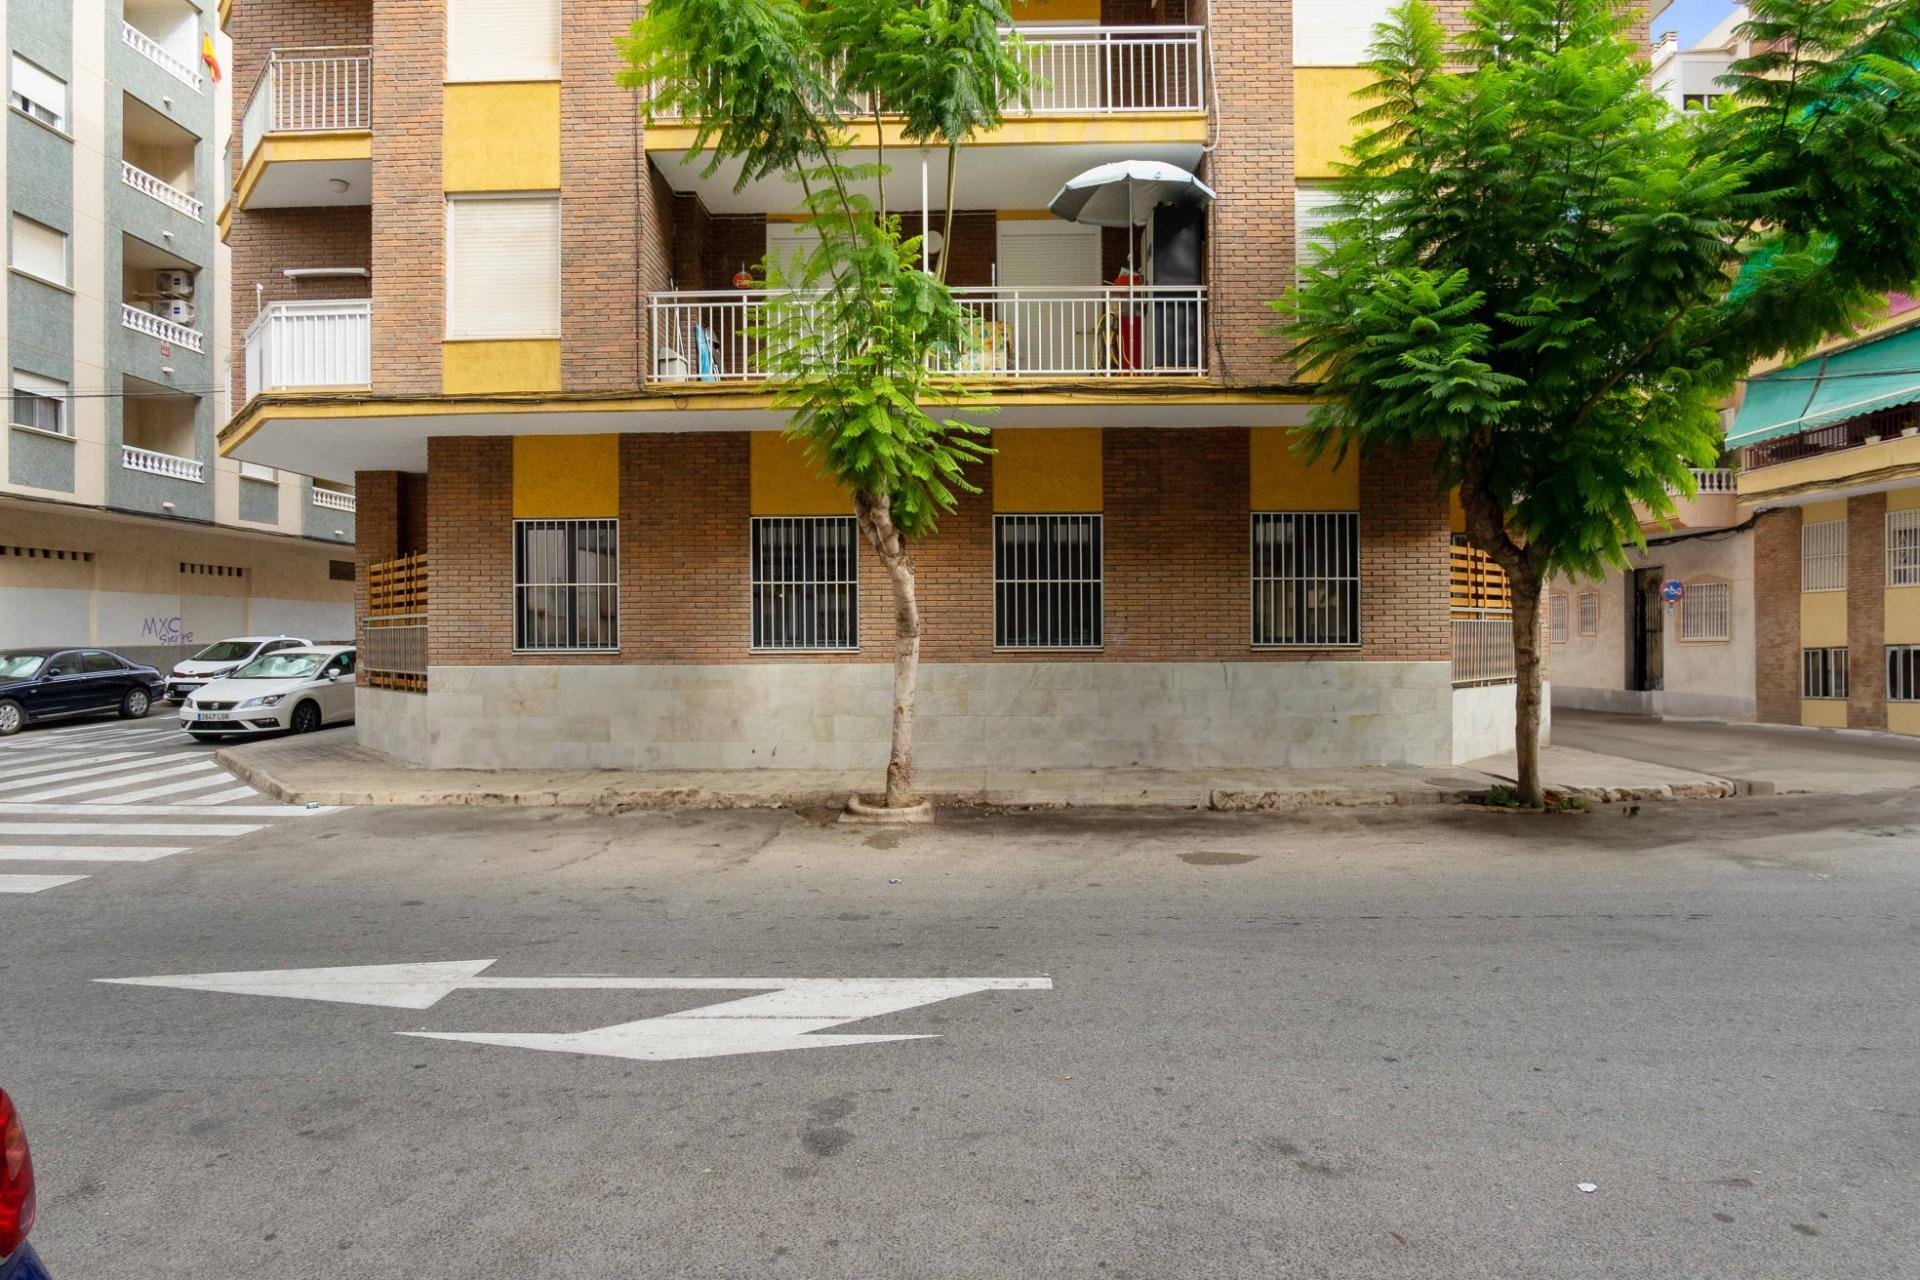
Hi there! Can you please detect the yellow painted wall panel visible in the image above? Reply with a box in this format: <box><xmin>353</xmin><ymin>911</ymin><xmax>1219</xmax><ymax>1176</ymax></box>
<box><xmin>443</xmin><ymin>83</ymin><xmax>562</xmax><ymax>192</ymax></box>
<box><xmin>1014</xmin><ymin>0</ymin><xmax>1101</xmax><ymax>20</ymax></box>
<box><xmin>1801</xmin><ymin>698</ymin><xmax>1849</xmax><ymax>728</ymax></box>
<box><xmin>993</xmin><ymin>428</ymin><xmax>1102</xmax><ymax>512</ymax></box>
<box><xmin>442</xmin><ymin>340</ymin><xmax>561</xmax><ymax>395</ymax></box>
<box><xmin>1294</xmin><ymin>68</ymin><xmax>1374</xmax><ymax>179</ymax></box>
<box><xmin>1250</xmin><ymin>428</ymin><xmax>1359</xmax><ymax>510</ymax></box>
<box><xmin>1802</xmin><ymin>498</ymin><xmax>1850</xmax><ymax>524</ymax></box>
<box><xmin>1887</xmin><ymin>587</ymin><xmax>1920</xmax><ymax>644</ymax></box>
<box><xmin>1887</xmin><ymin>702</ymin><xmax>1920</xmax><ymax>738</ymax></box>
<box><xmin>1800</xmin><ymin>591</ymin><xmax>1848</xmax><ymax>648</ymax></box>
<box><xmin>512</xmin><ymin>435</ymin><xmax>620</xmax><ymax>519</ymax></box>
<box><xmin>750</xmin><ymin>432</ymin><xmax>851</xmax><ymax>516</ymax></box>
<box><xmin>1889</xmin><ymin>486</ymin><xmax>1920</xmax><ymax>512</ymax></box>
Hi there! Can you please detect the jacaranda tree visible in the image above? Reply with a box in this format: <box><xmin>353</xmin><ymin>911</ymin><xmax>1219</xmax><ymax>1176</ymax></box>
<box><xmin>1276</xmin><ymin>0</ymin><xmax>1920</xmax><ymax>805</ymax></box>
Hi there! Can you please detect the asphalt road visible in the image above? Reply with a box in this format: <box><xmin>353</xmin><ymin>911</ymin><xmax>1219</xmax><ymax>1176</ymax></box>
<box><xmin>4</xmin><ymin>721</ymin><xmax>1918</xmax><ymax>1278</ymax></box>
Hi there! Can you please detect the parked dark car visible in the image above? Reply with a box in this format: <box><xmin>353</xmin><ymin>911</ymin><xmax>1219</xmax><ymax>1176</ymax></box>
<box><xmin>0</xmin><ymin>649</ymin><xmax>165</xmax><ymax>737</ymax></box>
<box><xmin>1</xmin><ymin>1086</ymin><xmax>46</xmax><ymax>1279</ymax></box>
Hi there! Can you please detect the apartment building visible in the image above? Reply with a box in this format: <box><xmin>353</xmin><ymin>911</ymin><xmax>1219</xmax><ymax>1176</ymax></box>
<box><xmin>4</xmin><ymin>0</ymin><xmax>354</xmax><ymax>669</ymax></box>
<box><xmin>1734</xmin><ymin>295</ymin><xmax>1920</xmax><ymax>739</ymax></box>
<box><xmin>218</xmin><ymin>0</ymin><xmax>1549</xmax><ymax>772</ymax></box>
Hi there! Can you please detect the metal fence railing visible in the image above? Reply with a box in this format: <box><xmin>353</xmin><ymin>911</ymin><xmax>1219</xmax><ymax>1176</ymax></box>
<box><xmin>1452</xmin><ymin>613</ymin><xmax>1517</xmax><ymax>687</ymax></box>
<box><xmin>241</xmin><ymin>46</ymin><xmax>372</xmax><ymax>168</ymax></box>
<box><xmin>361</xmin><ymin>615</ymin><xmax>427</xmax><ymax>694</ymax></box>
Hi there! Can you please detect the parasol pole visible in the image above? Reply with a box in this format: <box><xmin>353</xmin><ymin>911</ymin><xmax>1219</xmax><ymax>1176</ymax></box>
<box><xmin>921</xmin><ymin>155</ymin><xmax>932</xmax><ymax>274</ymax></box>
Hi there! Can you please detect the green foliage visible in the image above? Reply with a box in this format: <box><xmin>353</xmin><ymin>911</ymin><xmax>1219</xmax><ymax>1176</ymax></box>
<box><xmin>618</xmin><ymin>0</ymin><xmax>1029</xmax><ymax>537</ymax></box>
<box><xmin>1274</xmin><ymin>0</ymin><xmax>1920</xmax><ymax>583</ymax></box>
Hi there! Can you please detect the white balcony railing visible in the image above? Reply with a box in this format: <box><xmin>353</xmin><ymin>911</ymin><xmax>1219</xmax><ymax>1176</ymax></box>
<box><xmin>649</xmin><ymin>26</ymin><xmax>1205</xmax><ymax>121</ymax></box>
<box><xmin>650</xmin><ymin>285</ymin><xmax>1207</xmax><ymax>382</ymax></box>
<box><xmin>121</xmin><ymin>161</ymin><xmax>203</xmax><ymax>220</ymax></box>
<box><xmin>241</xmin><ymin>46</ymin><xmax>372</xmax><ymax>167</ymax></box>
<box><xmin>122</xmin><ymin>445</ymin><xmax>204</xmax><ymax>483</ymax></box>
<box><xmin>1667</xmin><ymin>467</ymin><xmax>1737</xmax><ymax>495</ymax></box>
<box><xmin>311</xmin><ymin>487</ymin><xmax>357</xmax><ymax>512</ymax></box>
<box><xmin>121</xmin><ymin>303</ymin><xmax>204</xmax><ymax>353</ymax></box>
<box><xmin>122</xmin><ymin>22</ymin><xmax>203</xmax><ymax>91</ymax></box>
<box><xmin>1452</xmin><ymin>614</ymin><xmax>1517</xmax><ymax>687</ymax></box>
<box><xmin>245</xmin><ymin>299</ymin><xmax>372</xmax><ymax>398</ymax></box>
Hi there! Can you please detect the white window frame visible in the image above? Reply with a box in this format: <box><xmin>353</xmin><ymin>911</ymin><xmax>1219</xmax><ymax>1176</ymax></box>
<box><xmin>10</xmin><ymin>54</ymin><xmax>67</xmax><ymax>131</ymax></box>
<box><xmin>1250</xmin><ymin>510</ymin><xmax>1361</xmax><ymax>648</ymax></box>
<box><xmin>1547</xmin><ymin>593</ymin><xmax>1570</xmax><ymax>645</ymax></box>
<box><xmin>993</xmin><ymin>513</ymin><xmax>1104</xmax><ymax>651</ymax></box>
<box><xmin>1888</xmin><ymin>645</ymin><xmax>1920</xmax><ymax>703</ymax></box>
<box><xmin>1678</xmin><ymin>580</ymin><xmax>1731</xmax><ymax>642</ymax></box>
<box><xmin>1802</xmin><ymin>647</ymin><xmax>1848</xmax><ymax>700</ymax></box>
<box><xmin>1576</xmin><ymin>591</ymin><xmax>1599</xmax><ymax>638</ymax></box>
<box><xmin>446</xmin><ymin>0</ymin><xmax>561</xmax><ymax>83</ymax></box>
<box><xmin>9</xmin><ymin>370</ymin><xmax>69</xmax><ymax>436</ymax></box>
<box><xmin>1888</xmin><ymin>509</ymin><xmax>1920</xmax><ymax>588</ymax></box>
<box><xmin>1293</xmin><ymin>0</ymin><xmax>1398</xmax><ymax>67</ymax></box>
<box><xmin>1294</xmin><ymin>184</ymin><xmax>1341</xmax><ymax>285</ymax></box>
<box><xmin>749</xmin><ymin>516</ymin><xmax>860</xmax><ymax>652</ymax></box>
<box><xmin>1801</xmin><ymin>518</ymin><xmax>1847</xmax><ymax>592</ymax></box>
<box><xmin>10</xmin><ymin>213</ymin><xmax>68</xmax><ymax>287</ymax></box>
<box><xmin>445</xmin><ymin>195</ymin><xmax>562</xmax><ymax>341</ymax></box>
<box><xmin>512</xmin><ymin>518</ymin><xmax>619</xmax><ymax>653</ymax></box>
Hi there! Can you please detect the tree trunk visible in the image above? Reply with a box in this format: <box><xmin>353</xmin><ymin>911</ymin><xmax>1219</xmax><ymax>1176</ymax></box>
<box><xmin>1506</xmin><ymin>569</ymin><xmax>1546</xmax><ymax>808</ymax></box>
<box><xmin>855</xmin><ymin>490</ymin><xmax>921</xmax><ymax>807</ymax></box>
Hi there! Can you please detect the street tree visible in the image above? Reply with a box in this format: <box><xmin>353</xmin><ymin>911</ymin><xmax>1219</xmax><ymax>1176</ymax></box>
<box><xmin>619</xmin><ymin>0</ymin><xmax>1029</xmax><ymax>809</ymax></box>
<box><xmin>1276</xmin><ymin>0</ymin><xmax>1920</xmax><ymax>804</ymax></box>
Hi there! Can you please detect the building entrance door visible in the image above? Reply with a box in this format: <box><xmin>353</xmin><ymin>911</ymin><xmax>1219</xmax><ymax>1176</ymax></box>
<box><xmin>1632</xmin><ymin>568</ymin><xmax>1665</xmax><ymax>692</ymax></box>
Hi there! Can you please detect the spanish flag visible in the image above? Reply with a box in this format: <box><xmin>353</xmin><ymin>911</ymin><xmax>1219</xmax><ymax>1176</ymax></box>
<box><xmin>201</xmin><ymin>33</ymin><xmax>221</xmax><ymax>83</ymax></box>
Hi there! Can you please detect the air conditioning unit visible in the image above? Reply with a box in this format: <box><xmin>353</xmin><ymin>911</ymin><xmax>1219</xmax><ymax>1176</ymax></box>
<box><xmin>154</xmin><ymin>298</ymin><xmax>195</xmax><ymax>325</ymax></box>
<box><xmin>153</xmin><ymin>269</ymin><xmax>194</xmax><ymax>298</ymax></box>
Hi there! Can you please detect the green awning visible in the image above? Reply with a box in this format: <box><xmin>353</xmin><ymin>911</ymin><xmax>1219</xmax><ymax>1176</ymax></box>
<box><xmin>1728</xmin><ymin>324</ymin><xmax>1920</xmax><ymax>449</ymax></box>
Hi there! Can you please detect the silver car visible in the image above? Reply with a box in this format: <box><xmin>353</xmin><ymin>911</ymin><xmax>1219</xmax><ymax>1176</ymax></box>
<box><xmin>180</xmin><ymin>645</ymin><xmax>356</xmax><ymax>741</ymax></box>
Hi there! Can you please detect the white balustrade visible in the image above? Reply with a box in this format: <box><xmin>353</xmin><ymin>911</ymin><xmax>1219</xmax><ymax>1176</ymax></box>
<box><xmin>242</xmin><ymin>47</ymin><xmax>372</xmax><ymax>166</ymax></box>
<box><xmin>121</xmin><ymin>22</ymin><xmax>202</xmax><ymax>91</ymax></box>
<box><xmin>311</xmin><ymin>487</ymin><xmax>358</xmax><ymax>512</ymax></box>
<box><xmin>121</xmin><ymin>161</ymin><xmax>203</xmax><ymax>220</ymax></box>
<box><xmin>121</xmin><ymin>302</ymin><xmax>203</xmax><ymax>353</ymax></box>
<box><xmin>122</xmin><ymin>445</ymin><xmax>204</xmax><ymax>483</ymax></box>
<box><xmin>245</xmin><ymin>300</ymin><xmax>372</xmax><ymax>398</ymax></box>
<box><xmin>649</xmin><ymin>284</ymin><xmax>1207</xmax><ymax>382</ymax></box>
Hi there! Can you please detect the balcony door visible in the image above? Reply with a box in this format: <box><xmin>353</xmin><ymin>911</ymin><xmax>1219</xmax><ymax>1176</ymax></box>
<box><xmin>994</xmin><ymin>221</ymin><xmax>1101</xmax><ymax>375</ymax></box>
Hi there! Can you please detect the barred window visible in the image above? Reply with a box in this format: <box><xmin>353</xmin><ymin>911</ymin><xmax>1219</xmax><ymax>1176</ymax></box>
<box><xmin>1251</xmin><ymin>512</ymin><xmax>1360</xmax><ymax>647</ymax></box>
<box><xmin>1889</xmin><ymin>509</ymin><xmax>1920</xmax><ymax>587</ymax></box>
<box><xmin>1577</xmin><ymin>591</ymin><xmax>1599</xmax><ymax>637</ymax></box>
<box><xmin>1680</xmin><ymin>581</ymin><xmax>1731</xmax><ymax>642</ymax></box>
<box><xmin>1803</xmin><ymin>647</ymin><xmax>1848</xmax><ymax>700</ymax></box>
<box><xmin>751</xmin><ymin>516</ymin><xmax>859</xmax><ymax>651</ymax></box>
<box><xmin>513</xmin><ymin>518</ymin><xmax>618</xmax><ymax>651</ymax></box>
<box><xmin>1801</xmin><ymin>519</ymin><xmax>1847</xmax><ymax>591</ymax></box>
<box><xmin>994</xmin><ymin>514</ymin><xmax>1102</xmax><ymax>649</ymax></box>
<box><xmin>1889</xmin><ymin>646</ymin><xmax>1920</xmax><ymax>703</ymax></box>
<box><xmin>1548</xmin><ymin>594</ymin><xmax>1570</xmax><ymax>644</ymax></box>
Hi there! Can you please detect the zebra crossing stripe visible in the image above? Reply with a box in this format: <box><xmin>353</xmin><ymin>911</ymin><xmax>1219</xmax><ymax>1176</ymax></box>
<box><xmin>0</xmin><ymin>804</ymin><xmax>333</xmax><ymax>817</ymax></box>
<box><xmin>0</xmin><ymin>873</ymin><xmax>89</xmax><ymax>894</ymax></box>
<box><xmin>0</xmin><ymin>822</ymin><xmax>265</xmax><ymax>837</ymax></box>
<box><xmin>0</xmin><ymin>846</ymin><xmax>188</xmax><ymax>863</ymax></box>
<box><xmin>108</xmin><ymin>773</ymin><xmax>249</xmax><ymax>804</ymax></box>
<box><xmin>0</xmin><ymin>751</ymin><xmax>152</xmax><ymax>782</ymax></box>
<box><xmin>0</xmin><ymin>754</ymin><xmax>202</xmax><ymax>794</ymax></box>
<box><xmin>178</xmin><ymin>786</ymin><xmax>266</xmax><ymax>806</ymax></box>
<box><xmin>7</xmin><ymin>760</ymin><xmax>221</xmax><ymax>803</ymax></box>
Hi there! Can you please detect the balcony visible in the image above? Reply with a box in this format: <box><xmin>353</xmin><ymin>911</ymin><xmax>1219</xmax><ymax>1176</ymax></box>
<box><xmin>121</xmin><ymin>17</ymin><xmax>201</xmax><ymax>91</ymax></box>
<box><xmin>245</xmin><ymin>300</ymin><xmax>372</xmax><ymax>398</ymax></box>
<box><xmin>122</xmin><ymin>444</ymin><xmax>204</xmax><ymax>483</ymax></box>
<box><xmin>235</xmin><ymin>47</ymin><xmax>372</xmax><ymax>211</ymax></box>
<box><xmin>311</xmin><ymin>486</ymin><xmax>357</xmax><ymax>512</ymax></box>
<box><xmin>648</xmin><ymin>285</ymin><xmax>1207</xmax><ymax>383</ymax></box>
<box><xmin>121</xmin><ymin>302</ymin><xmax>203</xmax><ymax>353</ymax></box>
<box><xmin>122</xmin><ymin>161</ymin><xmax>202</xmax><ymax>220</ymax></box>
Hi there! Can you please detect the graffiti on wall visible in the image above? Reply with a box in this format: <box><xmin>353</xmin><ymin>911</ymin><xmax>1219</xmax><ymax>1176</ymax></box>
<box><xmin>140</xmin><ymin>616</ymin><xmax>194</xmax><ymax>645</ymax></box>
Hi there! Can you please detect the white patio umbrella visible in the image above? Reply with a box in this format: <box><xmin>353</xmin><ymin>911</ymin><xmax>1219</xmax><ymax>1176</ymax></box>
<box><xmin>1046</xmin><ymin>159</ymin><xmax>1217</xmax><ymax>231</ymax></box>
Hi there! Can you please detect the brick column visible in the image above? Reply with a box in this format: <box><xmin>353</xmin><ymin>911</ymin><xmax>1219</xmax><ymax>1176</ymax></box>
<box><xmin>425</xmin><ymin>437</ymin><xmax>512</xmax><ymax>665</ymax></box>
<box><xmin>563</xmin><ymin>0</ymin><xmax>646</xmax><ymax>389</ymax></box>
<box><xmin>371</xmin><ymin>0</ymin><xmax>445</xmax><ymax>393</ymax></box>
<box><xmin>620</xmin><ymin>433</ymin><xmax>751</xmax><ymax>662</ymax></box>
<box><xmin>1848</xmin><ymin>492</ymin><xmax>1888</xmax><ymax>728</ymax></box>
<box><xmin>1357</xmin><ymin>446</ymin><xmax>1451</xmax><ymax>662</ymax></box>
<box><xmin>1753</xmin><ymin>507</ymin><xmax>1802</xmax><ymax>725</ymax></box>
<box><xmin>353</xmin><ymin>469</ymin><xmax>402</xmax><ymax>626</ymax></box>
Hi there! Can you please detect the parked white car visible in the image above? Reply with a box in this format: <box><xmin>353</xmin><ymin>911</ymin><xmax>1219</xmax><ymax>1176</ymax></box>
<box><xmin>164</xmin><ymin>635</ymin><xmax>311</xmax><ymax>703</ymax></box>
<box><xmin>180</xmin><ymin>645</ymin><xmax>356</xmax><ymax>741</ymax></box>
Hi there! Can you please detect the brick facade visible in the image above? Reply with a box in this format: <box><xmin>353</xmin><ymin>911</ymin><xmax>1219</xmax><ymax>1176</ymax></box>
<box><xmin>229</xmin><ymin>207</ymin><xmax>372</xmax><ymax>333</ymax></box>
<box><xmin>424</xmin><ymin>437</ymin><xmax>512</xmax><ymax>666</ymax></box>
<box><xmin>226</xmin><ymin>0</ymin><xmax>371</xmax><ymax>189</ymax></box>
<box><xmin>562</xmin><ymin>0</ymin><xmax>646</xmax><ymax>390</ymax></box>
<box><xmin>1753</xmin><ymin>506</ymin><xmax>1802</xmax><ymax>725</ymax></box>
<box><xmin>1847</xmin><ymin>492</ymin><xmax>1888</xmax><ymax>729</ymax></box>
<box><xmin>368</xmin><ymin>0</ymin><xmax>444</xmax><ymax>393</ymax></box>
<box><xmin>352</xmin><ymin>469</ymin><xmax>400</xmax><ymax>627</ymax></box>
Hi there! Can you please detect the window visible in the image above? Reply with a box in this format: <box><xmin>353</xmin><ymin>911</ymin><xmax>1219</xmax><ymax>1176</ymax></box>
<box><xmin>1801</xmin><ymin>519</ymin><xmax>1847</xmax><ymax>591</ymax></box>
<box><xmin>324</xmin><ymin>651</ymin><xmax>356</xmax><ymax>677</ymax></box>
<box><xmin>1680</xmin><ymin>581</ymin><xmax>1732</xmax><ymax>642</ymax></box>
<box><xmin>448</xmin><ymin>0</ymin><xmax>560</xmax><ymax>81</ymax></box>
<box><xmin>10</xmin><ymin>214</ymin><xmax>67</xmax><ymax>286</ymax></box>
<box><xmin>329</xmin><ymin>559</ymin><xmax>356</xmax><ymax>583</ymax></box>
<box><xmin>1577</xmin><ymin>591</ymin><xmax>1599</xmax><ymax>638</ymax></box>
<box><xmin>1889</xmin><ymin>509</ymin><xmax>1920</xmax><ymax>587</ymax></box>
<box><xmin>446</xmin><ymin>197</ymin><xmax>561</xmax><ymax>339</ymax></box>
<box><xmin>513</xmin><ymin>519</ymin><xmax>618</xmax><ymax>651</ymax></box>
<box><xmin>750</xmin><ymin>516</ymin><xmax>859</xmax><ymax>651</ymax></box>
<box><xmin>1293</xmin><ymin>0</ymin><xmax>1397</xmax><ymax>66</ymax></box>
<box><xmin>81</xmin><ymin>652</ymin><xmax>123</xmax><ymax>673</ymax></box>
<box><xmin>1548</xmin><ymin>594</ymin><xmax>1570</xmax><ymax>644</ymax></box>
<box><xmin>10</xmin><ymin>371</ymin><xmax>67</xmax><ymax>435</ymax></box>
<box><xmin>1251</xmin><ymin>511</ymin><xmax>1360</xmax><ymax>647</ymax></box>
<box><xmin>1889</xmin><ymin>646</ymin><xmax>1920</xmax><ymax>703</ymax></box>
<box><xmin>1294</xmin><ymin>185</ymin><xmax>1340</xmax><ymax>282</ymax></box>
<box><xmin>994</xmin><ymin>514</ymin><xmax>1102</xmax><ymax>649</ymax></box>
<box><xmin>1803</xmin><ymin>647</ymin><xmax>1848</xmax><ymax>700</ymax></box>
<box><xmin>10</xmin><ymin>54</ymin><xmax>66</xmax><ymax>130</ymax></box>
<box><xmin>237</xmin><ymin>461</ymin><xmax>277</xmax><ymax>481</ymax></box>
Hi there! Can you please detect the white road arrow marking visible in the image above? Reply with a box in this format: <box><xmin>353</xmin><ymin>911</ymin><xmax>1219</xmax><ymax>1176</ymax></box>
<box><xmin>99</xmin><ymin>961</ymin><xmax>1053</xmax><ymax>1062</ymax></box>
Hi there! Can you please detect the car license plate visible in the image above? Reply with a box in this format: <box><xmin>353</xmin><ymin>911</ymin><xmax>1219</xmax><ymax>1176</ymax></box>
<box><xmin>192</xmin><ymin>711</ymin><xmax>231</xmax><ymax>722</ymax></box>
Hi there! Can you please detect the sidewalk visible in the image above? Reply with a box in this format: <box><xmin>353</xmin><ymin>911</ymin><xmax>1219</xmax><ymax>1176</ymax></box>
<box><xmin>215</xmin><ymin>729</ymin><xmax>1744</xmax><ymax>812</ymax></box>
